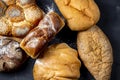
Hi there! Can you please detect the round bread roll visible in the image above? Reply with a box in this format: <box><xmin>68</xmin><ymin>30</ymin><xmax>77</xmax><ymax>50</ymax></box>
<box><xmin>54</xmin><ymin>0</ymin><xmax>100</xmax><ymax>31</ymax></box>
<box><xmin>0</xmin><ymin>36</ymin><xmax>28</xmax><ymax>72</ymax></box>
<box><xmin>33</xmin><ymin>43</ymin><xmax>81</xmax><ymax>80</ymax></box>
<box><xmin>77</xmin><ymin>25</ymin><xmax>113</xmax><ymax>80</ymax></box>
<box><xmin>0</xmin><ymin>0</ymin><xmax>43</xmax><ymax>37</ymax></box>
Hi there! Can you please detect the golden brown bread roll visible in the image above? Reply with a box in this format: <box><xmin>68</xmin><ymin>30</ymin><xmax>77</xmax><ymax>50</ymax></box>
<box><xmin>77</xmin><ymin>25</ymin><xmax>113</xmax><ymax>80</ymax></box>
<box><xmin>33</xmin><ymin>43</ymin><xmax>81</xmax><ymax>80</ymax></box>
<box><xmin>0</xmin><ymin>36</ymin><xmax>28</xmax><ymax>72</ymax></box>
<box><xmin>20</xmin><ymin>11</ymin><xmax>65</xmax><ymax>59</ymax></box>
<box><xmin>0</xmin><ymin>0</ymin><xmax>43</xmax><ymax>37</ymax></box>
<box><xmin>54</xmin><ymin>0</ymin><xmax>100</xmax><ymax>31</ymax></box>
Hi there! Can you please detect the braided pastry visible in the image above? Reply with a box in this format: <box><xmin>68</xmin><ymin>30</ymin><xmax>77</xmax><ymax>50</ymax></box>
<box><xmin>0</xmin><ymin>0</ymin><xmax>43</xmax><ymax>37</ymax></box>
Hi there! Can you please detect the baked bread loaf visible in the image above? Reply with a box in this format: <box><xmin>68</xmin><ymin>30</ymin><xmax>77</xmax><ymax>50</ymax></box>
<box><xmin>0</xmin><ymin>36</ymin><xmax>28</xmax><ymax>72</ymax></box>
<box><xmin>20</xmin><ymin>11</ymin><xmax>65</xmax><ymax>59</ymax></box>
<box><xmin>77</xmin><ymin>25</ymin><xmax>113</xmax><ymax>80</ymax></box>
<box><xmin>0</xmin><ymin>0</ymin><xmax>43</xmax><ymax>37</ymax></box>
<box><xmin>54</xmin><ymin>0</ymin><xmax>100</xmax><ymax>31</ymax></box>
<box><xmin>33</xmin><ymin>43</ymin><xmax>81</xmax><ymax>80</ymax></box>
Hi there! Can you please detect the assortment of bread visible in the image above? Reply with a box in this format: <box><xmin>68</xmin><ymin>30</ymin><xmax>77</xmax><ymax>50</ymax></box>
<box><xmin>0</xmin><ymin>0</ymin><xmax>113</xmax><ymax>80</ymax></box>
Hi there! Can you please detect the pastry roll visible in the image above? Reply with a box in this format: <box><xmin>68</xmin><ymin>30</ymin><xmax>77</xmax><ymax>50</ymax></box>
<box><xmin>20</xmin><ymin>11</ymin><xmax>65</xmax><ymax>58</ymax></box>
<box><xmin>33</xmin><ymin>43</ymin><xmax>81</xmax><ymax>80</ymax></box>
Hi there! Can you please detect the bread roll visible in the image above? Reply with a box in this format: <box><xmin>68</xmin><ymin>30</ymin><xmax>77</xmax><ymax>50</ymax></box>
<box><xmin>0</xmin><ymin>0</ymin><xmax>43</xmax><ymax>37</ymax></box>
<box><xmin>77</xmin><ymin>25</ymin><xmax>113</xmax><ymax>80</ymax></box>
<box><xmin>20</xmin><ymin>11</ymin><xmax>65</xmax><ymax>59</ymax></box>
<box><xmin>33</xmin><ymin>43</ymin><xmax>81</xmax><ymax>80</ymax></box>
<box><xmin>0</xmin><ymin>36</ymin><xmax>28</xmax><ymax>72</ymax></box>
<box><xmin>54</xmin><ymin>0</ymin><xmax>100</xmax><ymax>31</ymax></box>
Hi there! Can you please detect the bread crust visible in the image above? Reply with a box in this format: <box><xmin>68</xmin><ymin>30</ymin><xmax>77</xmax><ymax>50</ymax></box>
<box><xmin>0</xmin><ymin>36</ymin><xmax>28</xmax><ymax>72</ymax></box>
<box><xmin>33</xmin><ymin>43</ymin><xmax>81</xmax><ymax>80</ymax></box>
<box><xmin>0</xmin><ymin>0</ymin><xmax>43</xmax><ymax>37</ymax></box>
<box><xmin>77</xmin><ymin>25</ymin><xmax>113</xmax><ymax>80</ymax></box>
<box><xmin>20</xmin><ymin>11</ymin><xmax>65</xmax><ymax>59</ymax></box>
<box><xmin>54</xmin><ymin>0</ymin><xmax>100</xmax><ymax>31</ymax></box>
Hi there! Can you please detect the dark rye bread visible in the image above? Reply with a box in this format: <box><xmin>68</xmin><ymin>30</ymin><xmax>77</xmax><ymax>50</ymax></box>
<box><xmin>0</xmin><ymin>36</ymin><xmax>28</xmax><ymax>72</ymax></box>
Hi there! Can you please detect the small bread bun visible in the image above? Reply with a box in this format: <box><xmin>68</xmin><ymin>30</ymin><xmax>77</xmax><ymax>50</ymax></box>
<box><xmin>0</xmin><ymin>0</ymin><xmax>43</xmax><ymax>37</ymax></box>
<box><xmin>54</xmin><ymin>0</ymin><xmax>100</xmax><ymax>31</ymax></box>
<box><xmin>20</xmin><ymin>11</ymin><xmax>65</xmax><ymax>59</ymax></box>
<box><xmin>33</xmin><ymin>43</ymin><xmax>81</xmax><ymax>80</ymax></box>
<box><xmin>0</xmin><ymin>36</ymin><xmax>28</xmax><ymax>72</ymax></box>
<box><xmin>77</xmin><ymin>25</ymin><xmax>113</xmax><ymax>80</ymax></box>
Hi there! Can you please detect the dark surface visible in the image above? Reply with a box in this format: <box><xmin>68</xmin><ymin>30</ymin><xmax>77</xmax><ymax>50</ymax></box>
<box><xmin>0</xmin><ymin>0</ymin><xmax>120</xmax><ymax>80</ymax></box>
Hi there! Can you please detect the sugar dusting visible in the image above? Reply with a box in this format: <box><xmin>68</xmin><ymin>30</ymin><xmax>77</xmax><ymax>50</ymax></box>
<box><xmin>26</xmin><ymin>38</ymin><xmax>39</xmax><ymax>48</ymax></box>
<box><xmin>39</xmin><ymin>4</ymin><xmax>57</xmax><ymax>33</ymax></box>
<box><xmin>0</xmin><ymin>38</ymin><xmax>20</xmax><ymax>58</ymax></box>
<box><xmin>20</xmin><ymin>0</ymin><xmax>30</xmax><ymax>4</ymax></box>
<box><xmin>46</xmin><ymin>3</ymin><xmax>55</xmax><ymax>13</ymax></box>
<box><xmin>15</xmin><ymin>27</ymin><xmax>29</xmax><ymax>36</ymax></box>
<box><xmin>35</xmin><ymin>59</ymin><xmax>44</xmax><ymax>65</ymax></box>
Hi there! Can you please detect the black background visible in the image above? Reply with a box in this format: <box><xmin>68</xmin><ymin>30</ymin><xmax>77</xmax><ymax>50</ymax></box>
<box><xmin>0</xmin><ymin>0</ymin><xmax>120</xmax><ymax>80</ymax></box>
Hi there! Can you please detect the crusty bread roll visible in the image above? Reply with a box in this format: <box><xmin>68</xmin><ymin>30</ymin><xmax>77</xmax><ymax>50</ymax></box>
<box><xmin>0</xmin><ymin>0</ymin><xmax>43</xmax><ymax>37</ymax></box>
<box><xmin>54</xmin><ymin>0</ymin><xmax>100</xmax><ymax>31</ymax></box>
<box><xmin>77</xmin><ymin>25</ymin><xmax>113</xmax><ymax>80</ymax></box>
<box><xmin>33</xmin><ymin>43</ymin><xmax>81</xmax><ymax>80</ymax></box>
<box><xmin>20</xmin><ymin>11</ymin><xmax>65</xmax><ymax>59</ymax></box>
<box><xmin>0</xmin><ymin>36</ymin><xmax>28</xmax><ymax>72</ymax></box>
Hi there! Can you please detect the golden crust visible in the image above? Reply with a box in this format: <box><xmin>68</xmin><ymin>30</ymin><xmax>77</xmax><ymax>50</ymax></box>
<box><xmin>77</xmin><ymin>25</ymin><xmax>113</xmax><ymax>80</ymax></box>
<box><xmin>33</xmin><ymin>43</ymin><xmax>81</xmax><ymax>80</ymax></box>
<box><xmin>16</xmin><ymin>0</ymin><xmax>35</xmax><ymax>8</ymax></box>
<box><xmin>24</xmin><ymin>5</ymin><xmax>43</xmax><ymax>26</ymax></box>
<box><xmin>54</xmin><ymin>0</ymin><xmax>100</xmax><ymax>31</ymax></box>
<box><xmin>2</xmin><ymin>0</ymin><xmax>16</xmax><ymax>6</ymax></box>
<box><xmin>6</xmin><ymin>5</ymin><xmax>25</xmax><ymax>22</ymax></box>
<box><xmin>20</xmin><ymin>11</ymin><xmax>65</xmax><ymax>59</ymax></box>
<box><xmin>0</xmin><ymin>17</ymin><xmax>11</xmax><ymax>35</ymax></box>
<box><xmin>0</xmin><ymin>0</ymin><xmax>43</xmax><ymax>37</ymax></box>
<box><xmin>0</xmin><ymin>1</ymin><xmax>7</xmax><ymax>17</ymax></box>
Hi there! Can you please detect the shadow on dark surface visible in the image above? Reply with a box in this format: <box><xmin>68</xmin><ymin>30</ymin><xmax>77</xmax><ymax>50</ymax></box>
<box><xmin>95</xmin><ymin>0</ymin><xmax>120</xmax><ymax>80</ymax></box>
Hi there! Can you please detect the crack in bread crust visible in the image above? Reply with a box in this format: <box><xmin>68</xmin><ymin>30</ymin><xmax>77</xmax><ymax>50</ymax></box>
<box><xmin>77</xmin><ymin>25</ymin><xmax>113</xmax><ymax>80</ymax></box>
<box><xmin>54</xmin><ymin>0</ymin><xmax>100</xmax><ymax>31</ymax></box>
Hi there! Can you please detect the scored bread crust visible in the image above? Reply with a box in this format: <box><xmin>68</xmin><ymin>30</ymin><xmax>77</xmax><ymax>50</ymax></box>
<box><xmin>0</xmin><ymin>0</ymin><xmax>43</xmax><ymax>37</ymax></box>
<box><xmin>54</xmin><ymin>0</ymin><xmax>100</xmax><ymax>31</ymax></box>
<box><xmin>77</xmin><ymin>25</ymin><xmax>113</xmax><ymax>80</ymax></box>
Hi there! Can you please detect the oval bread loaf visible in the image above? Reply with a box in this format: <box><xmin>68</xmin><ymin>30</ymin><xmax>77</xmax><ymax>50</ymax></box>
<box><xmin>77</xmin><ymin>25</ymin><xmax>113</xmax><ymax>80</ymax></box>
<box><xmin>54</xmin><ymin>0</ymin><xmax>100</xmax><ymax>31</ymax></box>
